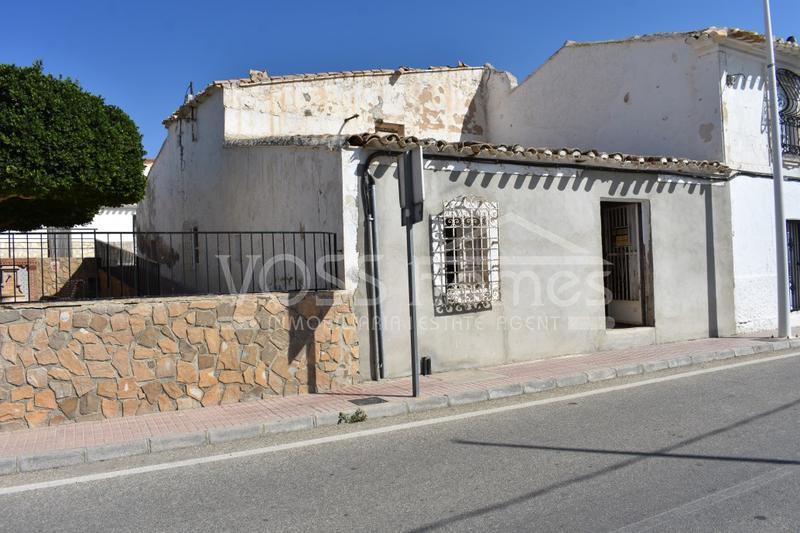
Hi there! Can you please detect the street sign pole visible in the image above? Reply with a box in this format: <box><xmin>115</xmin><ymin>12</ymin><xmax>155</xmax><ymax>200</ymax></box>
<box><xmin>398</xmin><ymin>147</ymin><xmax>425</xmax><ymax>397</ymax></box>
<box><xmin>763</xmin><ymin>0</ymin><xmax>791</xmax><ymax>337</ymax></box>
<box><xmin>405</xmin><ymin>217</ymin><xmax>420</xmax><ymax>397</ymax></box>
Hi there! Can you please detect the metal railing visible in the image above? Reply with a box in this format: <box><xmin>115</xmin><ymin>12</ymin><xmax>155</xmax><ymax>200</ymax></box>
<box><xmin>781</xmin><ymin>116</ymin><xmax>800</xmax><ymax>157</ymax></box>
<box><xmin>778</xmin><ymin>69</ymin><xmax>800</xmax><ymax>157</ymax></box>
<box><xmin>788</xmin><ymin>221</ymin><xmax>800</xmax><ymax>312</ymax></box>
<box><xmin>0</xmin><ymin>230</ymin><xmax>340</xmax><ymax>304</ymax></box>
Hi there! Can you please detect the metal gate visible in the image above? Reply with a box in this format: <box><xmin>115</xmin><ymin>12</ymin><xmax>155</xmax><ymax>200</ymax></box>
<box><xmin>788</xmin><ymin>220</ymin><xmax>800</xmax><ymax>311</ymax></box>
<box><xmin>602</xmin><ymin>203</ymin><xmax>643</xmax><ymax>326</ymax></box>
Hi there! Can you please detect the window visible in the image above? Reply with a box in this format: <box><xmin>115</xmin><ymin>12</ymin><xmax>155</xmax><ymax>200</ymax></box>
<box><xmin>777</xmin><ymin>69</ymin><xmax>800</xmax><ymax>156</ymax></box>
<box><xmin>431</xmin><ymin>196</ymin><xmax>499</xmax><ymax>314</ymax></box>
<box><xmin>787</xmin><ymin>220</ymin><xmax>800</xmax><ymax>311</ymax></box>
<box><xmin>47</xmin><ymin>228</ymin><xmax>72</xmax><ymax>258</ymax></box>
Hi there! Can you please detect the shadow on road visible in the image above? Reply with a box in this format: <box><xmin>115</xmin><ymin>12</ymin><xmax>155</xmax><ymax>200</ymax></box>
<box><xmin>408</xmin><ymin>397</ymin><xmax>800</xmax><ymax>532</ymax></box>
<box><xmin>452</xmin><ymin>441</ymin><xmax>800</xmax><ymax>466</ymax></box>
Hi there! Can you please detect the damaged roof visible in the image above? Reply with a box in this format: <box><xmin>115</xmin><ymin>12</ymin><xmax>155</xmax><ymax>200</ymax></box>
<box><xmin>566</xmin><ymin>27</ymin><xmax>799</xmax><ymax>57</ymax></box>
<box><xmin>215</xmin><ymin>63</ymin><xmax>485</xmax><ymax>88</ymax></box>
<box><xmin>164</xmin><ymin>63</ymin><xmax>488</xmax><ymax>125</ymax></box>
<box><xmin>701</xmin><ymin>27</ymin><xmax>799</xmax><ymax>56</ymax></box>
<box><xmin>347</xmin><ymin>133</ymin><xmax>732</xmax><ymax>178</ymax></box>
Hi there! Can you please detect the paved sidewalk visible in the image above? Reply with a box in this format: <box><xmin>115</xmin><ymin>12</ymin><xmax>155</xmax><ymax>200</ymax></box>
<box><xmin>0</xmin><ymin>335</ymin><xmax>796</xmax><ymax>475</ymax></box>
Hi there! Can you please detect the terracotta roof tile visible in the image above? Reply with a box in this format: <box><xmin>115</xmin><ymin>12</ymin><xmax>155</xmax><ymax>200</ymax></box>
<box><xmin>346</xmin><ymin>133</ymin><xmax>731</xmax><ymax>178</ymax></box>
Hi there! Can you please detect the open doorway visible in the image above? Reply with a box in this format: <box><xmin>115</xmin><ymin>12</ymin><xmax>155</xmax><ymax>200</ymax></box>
<box><xmin>601</xmin><ymin>201</ymin><xmax>654</xmax><ymax>328</ymax></box>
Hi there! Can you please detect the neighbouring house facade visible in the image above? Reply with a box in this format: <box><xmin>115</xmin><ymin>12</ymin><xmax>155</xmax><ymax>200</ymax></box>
<box><xmin>48</xmin><ymin>159</ymin><xmax>151</xmax><ymax>242</ymax></box>
<box><xmin>71</xmin><ymin>159</ymin><xmax>152</xmax><ymax>239</ymax></box>
<box><xmin>140</xmin><ymin>60</ymin><xmax>735</xmax><ymax>379</ymax></box>
<box><xmin>489</xmin><ymin>28</ymin><xmax>800</xmax><ymax>334</ymax></box>
<box><xmin>1</xmin><ymin>160</ymin><xmax>152</xmax><ymax>303</ymax></box>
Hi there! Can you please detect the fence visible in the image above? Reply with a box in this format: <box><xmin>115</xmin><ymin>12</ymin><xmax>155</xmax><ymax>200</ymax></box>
<box><xmin>0</xmin><ymin>230</ymin><xmax>340</xmax><ymax>304</ymax></box>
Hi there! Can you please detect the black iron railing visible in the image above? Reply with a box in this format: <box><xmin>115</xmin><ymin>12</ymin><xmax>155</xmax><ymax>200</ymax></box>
<box><xmin>788</xmin><ymin>221</ymin><xmax>800</xmax><ymax>312</ymax></box>
<box><xmin>781</xmin><ymin>116</ymin><xmax>800</xmax><ymax>157</ymax></box>
<box><xmin>778</xmin><ymin>69</ymin><xmax>800</xmax><ymax>156</ymax></box>
<box><xmin>0</xmin><ymin>230</ymin><xmax>340</xmax><ymax>304</ymax></box>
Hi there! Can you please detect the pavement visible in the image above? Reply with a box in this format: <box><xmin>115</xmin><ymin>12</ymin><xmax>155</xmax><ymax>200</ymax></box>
<box><xmin>0</xmin><ymin>344</ymin><xmax>799</xmax><ymax>531</ymax></box>
<box><xmin>0</xmin><ymin>335</ymin><xmax>796</xmax><ymax>476</ymax></box>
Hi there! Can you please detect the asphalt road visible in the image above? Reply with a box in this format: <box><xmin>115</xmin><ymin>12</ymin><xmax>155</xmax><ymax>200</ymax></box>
<box><xmin>2</xmin><ymin>354</ymin><xmax>800</xmax><ymax>532</ymax></box>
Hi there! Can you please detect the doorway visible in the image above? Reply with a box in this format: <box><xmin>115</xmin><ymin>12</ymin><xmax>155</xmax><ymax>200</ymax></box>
<box><xmin>601</xmin><ymin>201</ymin><xmax>654</xmax><ymax>328</ymax></box>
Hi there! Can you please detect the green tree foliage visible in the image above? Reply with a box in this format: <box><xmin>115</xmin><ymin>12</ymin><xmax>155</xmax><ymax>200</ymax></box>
<box><xmin>0</xmin><ymin>62</ymin><xmax>145</xmax><ymax>231</ymax></box>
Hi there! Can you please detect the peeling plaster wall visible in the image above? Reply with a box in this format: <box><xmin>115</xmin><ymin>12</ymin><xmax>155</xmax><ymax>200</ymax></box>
<box><xmin>222</xmin><ymin>69</ymin><xmax>492</xmax><ymax>142</ymax></box>
<box><xmin>487</xmin><ymin>37</ymin><xmax>725</xmax><ymax>163</ymax></box>
<box><xmin>139</xmin><ymin>67</ymin><xmax>498</xmax><ymax>287</ymax></box>
<box><xmin>339</xmin><ymin>151</ymin><xmax>361</xmax><ymax>291</ymax></box>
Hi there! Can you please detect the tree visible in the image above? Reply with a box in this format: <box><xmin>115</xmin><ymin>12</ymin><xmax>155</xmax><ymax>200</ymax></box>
<box><xmin>0</xmin><ymin>62</ymin><xmax>146</xmax><ymax>231</ymax></box>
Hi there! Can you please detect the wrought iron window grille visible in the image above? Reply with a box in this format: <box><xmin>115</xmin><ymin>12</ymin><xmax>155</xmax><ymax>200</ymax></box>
<box><xmin>431</xmin><ymin>196</ymin><xmax>499</xmax><ymax>314</ymax></box>
<box><xmin>787</xmin><ymin>220</ymin><xmax>800</xmax><ymax>312</ymax></box>
<box><xmin>777</xmin><ymin>69</ymin><xmax>800</xmax><ymax>156</ymax></box>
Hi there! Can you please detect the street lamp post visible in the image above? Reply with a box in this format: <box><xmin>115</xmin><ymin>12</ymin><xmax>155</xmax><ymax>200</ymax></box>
<box><xmin>763</xmin><ymin>0</ymin><xmax>791</xmax><ymax>338</ymax></box>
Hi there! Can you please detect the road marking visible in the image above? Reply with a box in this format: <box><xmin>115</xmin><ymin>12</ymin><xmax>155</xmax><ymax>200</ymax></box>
<box><xmin>0</xmin><ymin>350</ymin><xmax>798</xmax><ymax>496</ymax></box>
<box><xmin>613</xmin><ymin>466</ymin><xmax>800</xmax><ymax>532</ymax></box>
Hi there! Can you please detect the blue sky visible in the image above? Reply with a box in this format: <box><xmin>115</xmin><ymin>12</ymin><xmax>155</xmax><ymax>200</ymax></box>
<box><xmin>2</xmin><ymin>1</ymin><xmax>798</xmax><ymax>157</ymax></box>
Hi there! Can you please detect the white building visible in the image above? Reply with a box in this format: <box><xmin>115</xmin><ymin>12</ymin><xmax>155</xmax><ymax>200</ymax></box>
<box><xmin>1</xmin><ymin>160</ymin><xmax>152</xmax><ymax>302</ymax></box>
<box><xmin>140</xmin><ymin>63</ymin><xmax>733</xmax><ymax>379</ymax></box>
<box><xmin>73</xmin><ymin>159</ymin><xmax>152</xmax><ymax>239</ymax></box>
<box><xmin>488</xmin><ymin>28</ymin><xmax>800</xmax><ymax>335</ymax></box>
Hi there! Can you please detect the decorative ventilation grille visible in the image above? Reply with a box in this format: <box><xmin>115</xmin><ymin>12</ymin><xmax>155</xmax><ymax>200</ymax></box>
<box><xmin>431</xmin><ymin>196</ymin><xmax>499</xmax><ymax>314</ymax></box>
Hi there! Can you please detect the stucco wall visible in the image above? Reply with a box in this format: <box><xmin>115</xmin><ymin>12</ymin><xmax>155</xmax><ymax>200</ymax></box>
<box><xmin>139</xmin><ymin>89</ymin><xmax>227</xmax><ymax>234</ymax></box>
<box><xmin>223</xmin><ymin>68</ymin><xmax>494</xmax><ymax>142</ymax></box>
<box><xmin>138</xmin><ymin>90</ymin><xmax>349</xmax><ymax>292</ymax></box>
<box><xmin>487</xmin><ymin>36</ymin><xmax>725</xmax><ymax>162</ymax></box>
<box><xmin>75</xmin><ymin>207</ymin><xmax>136</xmax><ymax>237</ymax></box>
<box><xmin>718</xmin><ymin>48</ymin><xmax>800</xmax><ymax>334</ymax></box>
<box><xmin>719</xmin><ymin>46</ymin><xmax>800</xmax><ymax>178</ymax></box>
<box><xmin>347</xmin><ymin>148</ymin><xmax>734</xmax><ymax>378</ymax></box>
<box><xmin>729</xmin><ymin>176</ymin><xmax>800</xmax><ymax>333</ymax></box>
<box><xmin>140</xmin><ymin>66</ymin><xmax>519</xmax><ymax>291</ymax></box>
<box><xmin>485</xmin><ymin>35</ymin><xmax>800</xmax><ymax>340</ymax></box>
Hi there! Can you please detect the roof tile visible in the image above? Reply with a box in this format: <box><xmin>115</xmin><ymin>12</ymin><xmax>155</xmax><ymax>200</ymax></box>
<box><xmin>346</xmin><ymin>133</ymin><xmax>731</xmax><ymax>177</ymax></box>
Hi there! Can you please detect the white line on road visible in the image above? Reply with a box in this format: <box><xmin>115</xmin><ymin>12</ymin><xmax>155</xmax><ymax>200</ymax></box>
<box><xmin>1</xmin><ymin>351</ymin><xmax>798</xmax><ymax>496</ymax></box>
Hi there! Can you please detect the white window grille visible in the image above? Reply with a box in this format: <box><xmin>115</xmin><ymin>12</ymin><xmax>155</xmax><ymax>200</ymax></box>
<box><xmin>431</xmin><ymin>196</ymin><xmax>499</xmax><ymax>314</ymax></box>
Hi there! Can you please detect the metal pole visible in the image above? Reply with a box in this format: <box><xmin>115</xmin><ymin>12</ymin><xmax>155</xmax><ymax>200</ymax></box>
<box><xmin>367</xmin><ymin>178</ymin><xmax>386</xmax><ymax>379</ymax></box>
<box><xmin>405</xmin><ymin>218</ymin><xmax>420</xmax><ymax>397</ymax></box>
<box><xmin>763</xmin><ymin>0</ymin><xmax>791</xmax><ymax>337</ymax></box>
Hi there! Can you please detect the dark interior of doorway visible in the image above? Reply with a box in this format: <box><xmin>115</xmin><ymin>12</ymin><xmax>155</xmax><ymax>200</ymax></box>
<box><xmin>600</xmin><ymin>200</ymin><xmax>654</xmax><ymax>329</ymax></box>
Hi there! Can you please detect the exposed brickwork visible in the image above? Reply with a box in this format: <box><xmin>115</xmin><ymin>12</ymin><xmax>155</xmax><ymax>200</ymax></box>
<box><xmin>0</xmin><ymin>291</ymin><xmax>359</xmax><ymax>430</ymax></box>
<box><xmin>1</xmin><ymin>258</ymin><xmax>97</xmax><ymax>302</ymax></box>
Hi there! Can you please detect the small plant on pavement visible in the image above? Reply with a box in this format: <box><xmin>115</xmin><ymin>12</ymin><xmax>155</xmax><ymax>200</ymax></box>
<box><xmin>338</xmin><ymin>408</ymin><xmax>368</xmax><ymax>424</ymax></box>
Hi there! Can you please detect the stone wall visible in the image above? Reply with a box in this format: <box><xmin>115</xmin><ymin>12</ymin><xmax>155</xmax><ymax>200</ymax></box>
<box><xmin>0</xmin><ymin>291</ymin><xmax>359</xmax><ymax>431</ymax></box>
